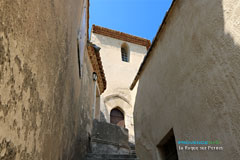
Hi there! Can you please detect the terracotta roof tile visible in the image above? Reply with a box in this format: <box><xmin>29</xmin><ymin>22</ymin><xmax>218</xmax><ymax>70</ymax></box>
<box><xmin>92</xmin><ymin>25</ymin><xmax>151</xmax><ymax>49</ymax></box>
<box><xmin>87</xmin><ymin>42</ymin><xmax>107</xmax><ymax>94</ymax></box>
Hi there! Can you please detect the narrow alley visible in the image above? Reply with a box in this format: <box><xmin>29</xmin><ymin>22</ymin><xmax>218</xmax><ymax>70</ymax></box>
<box><xmin>1</xmin><ymin>0</ymin><xmax>240</xmax><ymax>160</ymax></box>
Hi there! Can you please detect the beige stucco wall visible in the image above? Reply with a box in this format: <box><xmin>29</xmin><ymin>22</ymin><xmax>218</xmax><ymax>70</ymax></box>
<box><xmin>91</xmin><ymin>33</ymin><xmax>147</xmax><ymax>142</ymax></box>
<box><xmin>134</xmin><ymin>0</ymin><xmax>240</xmax><ymax>159</ymax></box>
<box><xmin>0</xmin><ymin>0</ymin><xmax>96</xmax><ymax>159</ymax></box>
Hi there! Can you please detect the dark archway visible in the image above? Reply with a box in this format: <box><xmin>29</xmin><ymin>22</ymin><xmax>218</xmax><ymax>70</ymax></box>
<box><xmin>110</xmin><ymin>108</ymin><xmax>125</xmax><ymax>127</ymax></box>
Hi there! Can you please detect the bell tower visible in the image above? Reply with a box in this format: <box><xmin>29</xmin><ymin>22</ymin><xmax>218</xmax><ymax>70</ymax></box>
<box><xmin>90</xmin><ymin>25</ymin><xmax>150</xmax><ymax>142</ymax></box>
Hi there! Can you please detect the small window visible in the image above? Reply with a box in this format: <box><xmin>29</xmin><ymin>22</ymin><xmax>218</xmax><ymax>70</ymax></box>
<box><xmin>157</xmin><ymin>129</ymin><xmax>178</xmax><ymax>160</ymax></box>
<box><xmin>121</xmin><ymin>43</ymin><xmax>129</xmax><ymax>62</ymax></box>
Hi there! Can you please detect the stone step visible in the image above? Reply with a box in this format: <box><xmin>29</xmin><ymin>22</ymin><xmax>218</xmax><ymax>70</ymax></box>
<box><xmin>130</xmin><ymin>151</ymin><xmax>136</xmax><ymax>155</ymax></box>
<box><xmin>84</xmin><ymin>158</ymin><xmax>138</xmax><ymax>159</ymax></box>
<box><xmin>130</xmin><ymin>145</ymin><xmax>135</xmax><ymax>150</ymax></box>
<box><xmin>85</xmin><ymin>157</ymin><xmax>139</xmax><ymax>160</ymax></box>
<box><xmin>85</xmin><ymin>158</ymin><xmax>139</xmax><ymax>160</ymax></box>
<box><xmin>86</xmin><ymin>153</ymin><xmax>138</xmax><ymax>159</ymax></box>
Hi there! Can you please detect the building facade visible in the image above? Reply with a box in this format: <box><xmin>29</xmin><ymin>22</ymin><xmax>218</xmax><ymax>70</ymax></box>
<box><xmin>91</xmin><ymin>25</ymin><xmax>150</xmax><ymax>142</ymax></box>
<box><xmin>0</xmin><ymin>0</ymin><xmax>106</xmax><ymax>159</ymax></box>
<box><xmin>131</xmin><ymin>0</ymin><xmax>240</xmax><ymax>159</ymax></box>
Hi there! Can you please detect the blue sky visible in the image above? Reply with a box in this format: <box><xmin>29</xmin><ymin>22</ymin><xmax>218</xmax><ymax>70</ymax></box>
<box><xmin>89</xmin><ymin>0</ymin><xmax>173</xmax><ymax>41</ymax></box>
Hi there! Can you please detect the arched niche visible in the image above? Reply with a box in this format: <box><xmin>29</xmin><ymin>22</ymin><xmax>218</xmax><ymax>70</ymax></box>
<box><xmin>110</xmin><ymin>107</ymin><xmax>125</xmax><ymax>127</ymax></box>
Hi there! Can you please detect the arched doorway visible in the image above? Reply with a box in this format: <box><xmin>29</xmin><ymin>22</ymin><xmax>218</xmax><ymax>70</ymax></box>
<box><xmin>110</xmin><ymin>108</ymin><xmax>125</xmax><ymax>127</ymax></box>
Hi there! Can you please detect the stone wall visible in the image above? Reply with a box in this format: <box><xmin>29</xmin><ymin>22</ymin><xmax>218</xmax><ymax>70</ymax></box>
<box><xmin>91</xmin><ymin>120</ymin><xmax>130</xmax><ymax>154</ymax></box>
<box><xmin>134</xmin><ymin>0</ymin><xmax>240</xmax><ymax>159</ymax></box>
<box><xmin>0</xmin><ymin>0</ymin><xmax>94</xmax><ymax>159</ymax></box>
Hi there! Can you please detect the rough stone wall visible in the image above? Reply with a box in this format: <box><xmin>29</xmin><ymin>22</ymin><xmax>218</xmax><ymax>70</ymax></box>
<box><xmin>134</xmin><ymin>0</ymin><xmax>240</xmax><ymax>159</ymax></box>
<box><xmin>91</xmin><ymin>120</ymin><xmax>130</xmax><ymax>154</ymax></box>
<box><xmin>91</xmin><ymin>33</ymin><xmax>147</xmax><ymax>143</ymax></box>
<box><xmin>0</xmin><ymin>0</ymin><xmax>93</xmax><ymax>159</ymax></box>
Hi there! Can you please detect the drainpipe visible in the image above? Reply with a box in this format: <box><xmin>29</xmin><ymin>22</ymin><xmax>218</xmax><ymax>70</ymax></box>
<box><xmin>92</xmin><ymin>72</ymin><xmax>98</xmax><ymax>119</ymax></box>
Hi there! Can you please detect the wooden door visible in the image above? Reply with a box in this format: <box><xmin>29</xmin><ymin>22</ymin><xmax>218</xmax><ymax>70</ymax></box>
<box><xmin>110</xmin><ymin>108</ymin><xmax>125</xmax><ymax>127</ymax></box>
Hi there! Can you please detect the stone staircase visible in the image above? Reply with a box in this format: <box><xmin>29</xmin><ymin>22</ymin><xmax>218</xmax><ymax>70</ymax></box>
<box><xmin>85</xmin><ymin>153</ymin><xmax>138</xmax><ymax>160</ymax></box>
<box><xmin>129</xmin><ymin>143</ymin><xmax>137</xmax><ymax>155</ymax></box>
<box><xmin>84</xmin><ymin>120</ymin><xmax>139</xmax><ymax>160</ymax></box>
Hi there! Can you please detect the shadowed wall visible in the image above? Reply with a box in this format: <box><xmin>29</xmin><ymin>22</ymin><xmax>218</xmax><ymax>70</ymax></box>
<box><xmin>134</xmin><ymin>0</ymin><xmax>240</xmax><ymax>159</ymax></box>
<box><xmin>0</xmin><ymin>0</ymin><xmax>93</xmax><ymax>159</ymax></box>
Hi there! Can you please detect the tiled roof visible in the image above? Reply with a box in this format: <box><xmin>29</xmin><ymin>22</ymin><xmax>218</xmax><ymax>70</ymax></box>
<box><xmin>92</xmin><ymin>25</ymin><xmax>151</xmax><ymax>49</ymax></box>
<box><xmin>88</xmin><ymin>42</ymin><xmax>107</xmax><ymax>94</ymax></box>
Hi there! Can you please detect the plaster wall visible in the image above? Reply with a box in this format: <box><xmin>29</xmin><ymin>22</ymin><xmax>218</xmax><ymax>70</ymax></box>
<box><xmin>0</xmin><ymin>0</ymin><xmax>95</xmax><ymax>159</ymax></box>
<box><xmin>134</xmin><ymin>0</ymin><xmax>240</xmax><ymax>159</ymax></box>
<box><xmin>91</xmin><ymin>33</ymin><xmax>147</xmax><ymax>142</ymax></box>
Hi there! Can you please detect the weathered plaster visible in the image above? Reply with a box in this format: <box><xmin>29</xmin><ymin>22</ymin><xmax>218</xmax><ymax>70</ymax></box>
<box><xmin>0</xmin><ymin>0</ymin><xmax>93</xmax><ymax>159</ymax></box>
<box><xmin>134</xmin><ymin>0</ymin><xmax>240</xmax><ymax>159</ymax></box>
